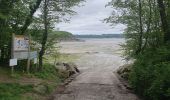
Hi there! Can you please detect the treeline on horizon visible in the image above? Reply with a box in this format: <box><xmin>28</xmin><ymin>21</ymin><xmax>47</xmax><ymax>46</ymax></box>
<box><xmin>74</xmin><ymin>34</ymin><xmax>124</xmax><ymax>38</ymax></box>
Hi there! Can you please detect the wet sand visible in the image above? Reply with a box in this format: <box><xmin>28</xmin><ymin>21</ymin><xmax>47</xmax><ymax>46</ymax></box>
<box><xmin>53</xmin><ymin>38</ymin><xmax>140</xmax><ymax>100</ymax></box>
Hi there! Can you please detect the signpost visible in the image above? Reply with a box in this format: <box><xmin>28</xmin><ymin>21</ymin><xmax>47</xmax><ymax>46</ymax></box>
<box><xmin>9</xmin><ymin>59</ymin><xmax>17</xmax><ymax>66</ymax></box>
<box><xmin>11</xmin><ymin>33</ymin><xmax>38</xmax><ymax>74</ymax></box>
<box><xmin>13</xmin><ymin>51</ymin><xmax>38</xmax><ymax>60</ymax></box>
<box><xmin>30</xmin><ymin>51</ymin><xmax>38</xmax><ymax>59</ymax></box>
<box><xmin>27</xmin><ymin>34</ymin><xmax>31</xmax><ymax>73</ymax></box>
<box><xmin>9</xmin><ymin>58</ymin><xmax>17</xmax><ymax>74</ymax></box>
<box><xmin>14</xmin><ymin>52</ymin><xmax>28</xmax><ymax>60</ymax></box>
<box><xmin>0</xmin><ymin>49</ymin><xmax>1</xmax><ymax>58</ymax></box>
<box><xmin>14</xmin><ymin>35</ymin><xmax>29</xmax><ymax>51</ymax></box>
<box><xmin>10</xmin><ymin>33</ymin><xmax>15</xmax><ymax>75</ymax></box>
<box><xmin>34</xmin><ymin>58</ymin><xmax>38</xmax><ymax>64</ymax></box>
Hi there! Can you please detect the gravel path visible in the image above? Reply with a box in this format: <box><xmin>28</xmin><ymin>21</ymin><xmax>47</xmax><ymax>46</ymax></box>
<box><xmin>53</xmin><ymin>38</ymin><xmax>140</xmax><ymax>100</ymax></box>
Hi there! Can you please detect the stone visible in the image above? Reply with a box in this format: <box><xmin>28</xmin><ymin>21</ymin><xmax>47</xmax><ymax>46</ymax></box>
<box><xmin>34</xmin><ymin>84</ymin><xmax>48</xmax><ymax>95</ymax></box>
<box><xmin>117</xmin><ymin>64</ymin><xmax>132</xmax><ymax>80</ymax></box>
<box><xmin>55</xmin><ymin>62</ymin><xmax>80</xmax><ymax>77</ymax></box>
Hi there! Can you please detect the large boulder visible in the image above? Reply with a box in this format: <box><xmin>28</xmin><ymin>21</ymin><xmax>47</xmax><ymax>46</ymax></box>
<box><xmin>55</xmin><ymin>62</ymin><xmax>66</xmax><ymax>70</ymax></box>
<box><xmin>117</xmin><ymin>64</ymin><xmax>132</xmax><ymax>80</ymax></box>
<box><xmin>55</xmin><ymin>62</ymin><xmax>80</xmax><ymax>77</ymax></box>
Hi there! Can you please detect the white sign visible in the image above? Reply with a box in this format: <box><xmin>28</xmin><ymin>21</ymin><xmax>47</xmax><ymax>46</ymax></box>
<box><xmin>13</xmin><ymin>51</ymin><xmax>38</xmax><ymax>60</ymax></box>
<box><xmin>34</xmin><ymin>58</ymin><xmax>38</xmax><ymax>64</ymax></box>
<box><xmin>9</xmin><ymin>59</ymin><xmax>17</xmax><ymax>66</ymax></box>
<box><xmin>14</xmin><ymin>51</ymin><xmax>28</xmax><ymax>60</ymax></box>
<box><xmin>14</xmin><ymin>35</ymin><xmax>29</xmax><ymax>51</ymax></box>
<box><xmin>30</xmin><ymin>51</ymin><xmax>38</xmax><ymax>59</ymax></box>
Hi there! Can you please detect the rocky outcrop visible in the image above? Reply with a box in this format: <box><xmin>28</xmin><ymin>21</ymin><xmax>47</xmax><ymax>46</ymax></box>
<box><xmin>55</xmin><ymin>62</ymin><xmax>80</xmax><ymax>77</ymax></box>
<box><xmin>117</xmin><ymin>64</ymin><xmax>132</xmax><ymax>80</ymax></box>
<box><xmin>117</xmin><ymin>64</ymin><xmax>134</xmax><ymax>90</ymax></box>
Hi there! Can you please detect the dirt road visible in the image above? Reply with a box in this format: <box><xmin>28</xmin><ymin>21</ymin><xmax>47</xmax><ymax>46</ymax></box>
<box><xmin>53</xmin><ymin>38</ymin><xmax>140</xmax><ymax>100</ymax></box>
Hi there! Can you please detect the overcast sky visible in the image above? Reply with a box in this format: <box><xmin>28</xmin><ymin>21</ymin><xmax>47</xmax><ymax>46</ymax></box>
<box><xmin>56</xmin><ymin>0</ymin><xmax>126</xmax><ymax>35</ymax></box>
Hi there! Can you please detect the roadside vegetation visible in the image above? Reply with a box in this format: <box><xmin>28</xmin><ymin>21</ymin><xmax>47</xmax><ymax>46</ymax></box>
<box><xmin>0</xmin><ymin>0</ymin><xmax>83</xmax><ymax>99</ymax></box>
<box><xmin>0</xmin><ymin>83</ymin><xmax>33</xmax><ymax>100</ymax></box>
<box><xmin>106</xmin><ymin>0</ymin><xmax>170</xmax><ymax>100</ymax></box>
<box><xmin>0</xmin><ymin>54</ymin><xmax>79</xmax><ymax>100</ymax></box>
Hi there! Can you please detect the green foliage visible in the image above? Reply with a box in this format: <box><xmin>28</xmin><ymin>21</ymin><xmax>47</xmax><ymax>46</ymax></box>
<box><xmin>148</xmin><ymin>62</ymin><xmax>170</xmax><ymax>100</ymax></box>
<box><xmin>0</xmin><ymin>0</ymin><xmax>39</xmax><ymax>62</ymax></box>
<box><xmin>0</xmin><ymin>0</ymin><xmax>83</xmax><ymax>99</ymax></box>
<box><xmin>0</xmin><ymin>83</ymin><xmax>33</xmax><ymax>100</ymax></box>
<box><xmin>106</xmin><ymin>0</ymin><xmax>164</xmax><ymax>58</ymax></box>
<box><xmin>33</xmin><ymin>63</ymin><xmax>59</xmax><ymax>79</ymax></box>
<box><xmin>129</xmin><ymin>46</ymin><xmax>170</xmax><ymax>100</ymax></box>
<box><xmin>52</xmin><ymin>31</ymin><xmax>73</xmax><ymax>39</ymax></box>
<box><xmin>33</xmin><ymin>63</ymin><xmax>67</xmax><ymax>82</ymax></box>
<box><xmin>0</xmin><ymin>0</ymin><xmax>84</xmax><ymax>64</ymax></box>
<box><xmin>107</xmin><ymin>0</ymin><xmax>170</xmax><ymax>100</ymax></box>
<box><xmin>30</xmin><ymin>30</ymin><xmax>73</xmax><ymax>45</ymax></box>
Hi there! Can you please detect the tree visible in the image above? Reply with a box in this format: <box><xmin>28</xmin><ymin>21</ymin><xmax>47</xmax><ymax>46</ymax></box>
<box><xmin>0</xmin><ymin>0</ymin><xmax>18</xmax><ymax>62</ymax></box>
<box><xmin>136</xmin><ymin>0</ymin><xmax>143</xmax><ymax>54</ymax></box>
<box><xmin>0</xmin><ymin>0</ymin><xmax>42</xmax><ymax>63</ymax></box>
<box><xmin>38</xmin><ymin>0</ymin><xmax>84</xmax><ymax>70</ymax></box>
<box><xmin>106</xmin><ymin>0</ymin><xmax>170</xmax><ymax>99</ymax></box>
<box><xmin>20</xmin><ymin>0</ymin><xmax>43</xmax><ymax>34</ymax></box>
<box><xmin>105</xmin><ymin>0</ymin><xmax>165</xmax><ymax>58</ymax></box>
<box><xmin>157</xmin><ymin>0</ymin><xmax>170</xmax><ymax>43</ymax></box>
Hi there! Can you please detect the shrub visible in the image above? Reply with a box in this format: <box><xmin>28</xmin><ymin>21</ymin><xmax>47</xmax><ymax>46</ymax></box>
<box><xmin>129</xmin><ymin>46</ymin><xmax>170</xmax><ymax>100</ymax></box>
<box><xmin>33</xmin><ymin>63</ymin><xmax>68</xmax><ymax>82</ymax></box>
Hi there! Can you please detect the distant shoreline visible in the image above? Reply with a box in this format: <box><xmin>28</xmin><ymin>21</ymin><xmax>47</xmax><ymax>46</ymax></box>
<box><xmin>74</xmin><ymin>34</ymin><xmax>124</xmax><ymax>38</ymax></box>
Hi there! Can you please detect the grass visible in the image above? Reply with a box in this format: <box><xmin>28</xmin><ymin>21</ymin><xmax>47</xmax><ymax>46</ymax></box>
<box><xmin>0</xmin><ymin>63</ymin><xmax>69</xmax><ymax>100</ymax></box>
<box><xmin>0</xmin><ymin>53</ymin><xmax>76</xmax><ymax>99</ymax></box>
<box><xmin>0</xmin><ymin>83</ymin><xmax>33</xmax><ymax>100</ymax></box>
<box><xmin>0</xmin><ymin>66</ymin><xmax>11</xmax><ymax>76</ymax></box>
<box><xmin>58</xmin><ymin>53</ymin><xmax>80</xmax><ymax>62</ymax></box>
<box><xmin>33</xmin><ymin>63</ymin><xmax>67</xmax><ymax>82</ymax></box>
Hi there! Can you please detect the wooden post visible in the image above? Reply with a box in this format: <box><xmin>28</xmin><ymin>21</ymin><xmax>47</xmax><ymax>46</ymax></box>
<box><xmin>11</xmin><ymin>33</ymin><xmax>15</xmax><ymax>75</ymax></box>
<box><xmin>27</xmin><ymin>34</ymin><xmax>31</xmax><ymax>74</ymax></box>
<box><xmin>36</xmin><ymin>50</ymin><xmax>39</xmax><ymax>71</ymax></box>
<box><xmin>36</xmin><ymin>51</ymin><xmax>38</xmax><ymax>70</ymax></box>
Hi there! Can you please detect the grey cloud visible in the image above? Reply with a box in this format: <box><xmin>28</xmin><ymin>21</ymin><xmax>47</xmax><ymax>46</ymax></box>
<box><xmin>56</xmin><ymin>0</ymin><xmax>126</xmax><ymax>35</ymax></box>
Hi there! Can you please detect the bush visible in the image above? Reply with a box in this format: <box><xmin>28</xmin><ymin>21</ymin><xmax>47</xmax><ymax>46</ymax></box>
<box><xmin>129</xmin><ymin>46</ymin><xmax>170</xmax><ymax>100</ymax></box>
<box><xmin>148</xmin><ymin>62</ymin><xmax>170</xmax><ymax>100</ymax></box>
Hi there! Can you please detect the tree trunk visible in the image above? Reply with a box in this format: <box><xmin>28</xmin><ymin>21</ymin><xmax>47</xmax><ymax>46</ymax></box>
<box><xmin>39</xmin><ymin>0</ymin><xmax>48</xmax><ymax>71</ymax></box>
<box><xmin>136</xmin><ymin>0</ymin><xmax>143</xmax><ymax>55</ymax></box>
<box><xmin>20</xmin><ymin>0</ymin><xmax>42</xmax><ymax>34</ymax></box>
<box><xmin>157</xmin><ymin>0</ymin><xmax>170</xmax><ymax>43</ymax></box>
<box><xmin>167</xmin><ymin>0</ymin><xmax>170</xmax><ymax>30</ymax></box>
<box><xmin>142</xmin><ymin>0</ymin><xmax>152</xmax><ymax>51</ymax></box>
<box><xmin>0</xmin><ymin>0</ymin><xmax>16</xmax><ymax>62</ymax></box>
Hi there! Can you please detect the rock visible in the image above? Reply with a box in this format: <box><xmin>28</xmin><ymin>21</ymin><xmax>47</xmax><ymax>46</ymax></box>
<box><xmin>33</xmin><ymin>84</ymin><xmax>48</xmax><ymax>95</ymax></box>
<box><xmin>55</xmin><ymin>62</ymin><xmax>80</xmax><ymax>77</ymax></box>
<box><xmin>63</xmin><ymin>63</ymin><xmax>79</xmax><ymax>76</ymax></box>
<box><xmin>74</xmin><ymin>66</ymin><xmax>80</xmax><ymax>73</ymax></box>
<box><xmin>56</xmin><ymin>62</ymin><xmax>66</xmax><ymax>70</ymax></box>
<box><xmin>117</xmin><ymin>64</ymin><xmax>132</xmax><ymax>80</ymax></box>
<box><xmin>58</xmin><ymin>70</ymin><xmax>70</xmax><ymax>79</ymax></box>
